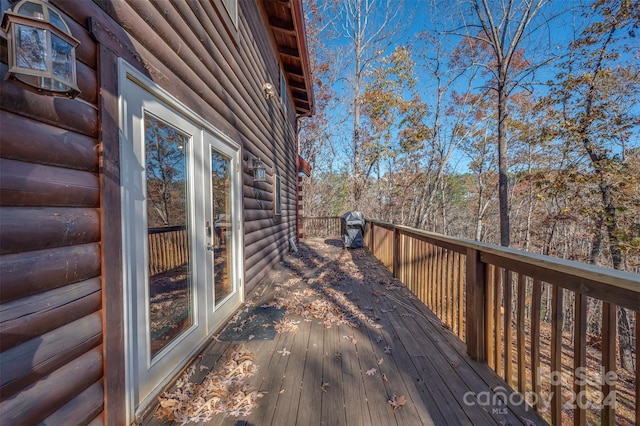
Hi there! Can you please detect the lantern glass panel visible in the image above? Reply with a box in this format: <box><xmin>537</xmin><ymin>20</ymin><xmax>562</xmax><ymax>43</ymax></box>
<box><xmin>254</xmin><ymin>167</ymin><xmax>266</xmax><ymax>182</ymax></box>
<box><xmin>51</xmin><ymin>33</ymin><xmax>73</xmax><ymax>82</ymax></box>
<box><xmin>48</xmin><ymin>10</ymin><xmax>67</xmax><ymax>32</ymax></box>
<box><xmin>15</xmin><ymin>23</ymin><xmax>47</xmax><ymax>71</ymax></box>
<box><xmin>16</xmin><ymin>1</ymin><xmax>44</xmax><ymax>19</ymax></box>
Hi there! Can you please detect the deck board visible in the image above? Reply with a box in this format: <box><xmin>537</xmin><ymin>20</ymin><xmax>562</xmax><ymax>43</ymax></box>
<box><xmin>142</xmin><ymin>238</ymin><xmax>548</xmax><ymax>426</ymax></box>
<box><xmin>320</xmin><ymin>323</ymin><xmax>347</xmax><ymax>426</ymax></box>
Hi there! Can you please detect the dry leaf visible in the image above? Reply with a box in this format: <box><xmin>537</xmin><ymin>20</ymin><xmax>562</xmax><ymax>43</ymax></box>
<box><xmin>343</xmin><ymin>335</ymin><xmax>357</xmax><ymax>345</ymax></box>
<box><xmin>384</xmin><ymin>346</ymin><xmax>392</xmax><ymax>354</ymax></box>
<box><xmin>155</xmin><ymin>345</ymin><xmax>262</xmax><ymax>422</ymax></box>
<box><xmin>388</xmin><ymin>394</ymin><xmax>406</xmax><ymax>411</ymax></box>
<box><xmin>366</xmin><ymin>368</ymin><xmax>377</xmax><ymax>376</ymax></box>
<box><xmin>382</xmin><ymin>374</ymin><xmax>388</xmax><ymax>382</ymax></box>
<box><xmin>321</xmin><ymin>382</ymin><xmax>330</xmax><ymax>392</ymax></box>
<box><xmin>277</xmin><ymin>348</ymin><xmax>291</xmax><ymax>356</ymax></box>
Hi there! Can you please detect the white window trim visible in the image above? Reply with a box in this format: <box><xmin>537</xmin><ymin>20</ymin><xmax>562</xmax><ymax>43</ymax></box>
<box><xmin>221</xmin><ymin>0</ymin><xmax>238</xmax><ymax>28</ymax></box>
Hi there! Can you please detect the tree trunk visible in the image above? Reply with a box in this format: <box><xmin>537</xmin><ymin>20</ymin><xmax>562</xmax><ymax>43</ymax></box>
<box><xmin>497</xmin><ymin>74</ymin><xmax>510</xmax><ymax>247</ymax></box>
<box><xmin>589</xmin><ymin>216</ymin><xmax>604</xmax><ymax>265</ymax></box>
<box><xmin>617</xmin><ymin>308</ymin><xmax>634</xmax><ymax>373</ymax></box>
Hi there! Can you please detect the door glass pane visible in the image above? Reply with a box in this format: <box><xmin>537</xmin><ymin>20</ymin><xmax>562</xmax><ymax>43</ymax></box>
<box><xmin>145</xmin><ymin>114</ymin><xmax>192</xmax><ymax>357</ymax></box>
<box><xmin>211</xmin><ymin>149</ymin><xmax>233</xmax><ymax>305</ymax></box>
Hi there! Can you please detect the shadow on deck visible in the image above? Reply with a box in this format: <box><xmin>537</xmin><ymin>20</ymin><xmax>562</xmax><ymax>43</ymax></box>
<box><xmin>142</xmin><ymin>238</ymin><xmax>547</xmax><ymax>426</ymax></box>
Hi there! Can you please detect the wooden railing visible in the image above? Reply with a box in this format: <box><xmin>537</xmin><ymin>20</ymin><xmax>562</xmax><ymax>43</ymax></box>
<box><xmin>148</xmin><ymin>226</ymin><xmax>188</xmax><ymax>275</ymax></box>
<box><xmin>300</xmin><ymin>216</ymin><xmax>341</xmax><ymax>238</ymax></box>
<box><xmin>303</xmin><ymin>216</ymin><xmax>640</xmax><ymax>426</ymax></box>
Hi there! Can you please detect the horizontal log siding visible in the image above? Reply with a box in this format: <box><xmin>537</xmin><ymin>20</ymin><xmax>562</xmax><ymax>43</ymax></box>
<box><xmin>1</xmin><ymin>0</ymin><xmax>302</xmax><ymax>423</ymax></box>
<box><xmin>90</xmin><ymin>1</ymin><xmax>298</xmax><ymax>294</ymax></box>
<box><xmin>0</xmin><ymin>1</ymin><xmax>103</xmax><ymax>424</ymax></box>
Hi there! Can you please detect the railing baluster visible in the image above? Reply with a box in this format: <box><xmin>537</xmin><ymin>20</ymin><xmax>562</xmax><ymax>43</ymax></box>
<box><xmin>636</xmin><ymin>311</ymin><xmax>640</xmax><ymax>426</ymax></box>
<box><xmin>429</xmin><ymin>242</ymin><xmax>435</xmax><ymax>310</ymax></box>
<box><xmin>486</xmin><ymin>264</ymin><xmax>496</xmax><ymax>370</ymax></box>
<box><xmin>447</xmin><ymin>249</ymin><xmax>453</xmax><ymax>329</ymax></box>
<box><xmin>531</xmin><ymin>279</ymin><xmax>542</xmax><ymax>412</ymax></box>
<box><xmin>601</xmin><ymin>303</ymin><xmax>617</xmax><ymax>425</ymax></box>
<box><xmin>495</xmin><ymin>266</ymin><xmax>503</xmax><ymax>377</ymax></box>
<box><xmin>551</xmin><ymin>285</ymin><xmax>564</xmax><ymax>426</ymax></box>
<box><xmin>458</xmin><ymin>253</ymin><xmax>465</xmax><ymax>340</ymax></box>
<box><xmin>517</xmin><ymin>273</ymin><xmax>526</xmax><ymax>395</ymax></box>
<box><xmin>445</xmin><ymin>249</ymin><xmax>450</xmax><ymax>325</ymax></box>
<box><xmin>437</xmin><ymin>246</ymin><xmax>443</xmax><ymax>320</ymax></box>
<box><xmin>505</xmin><ymin>270</ymin><xmax>514</xmax><ymax>386</ymax></box>
<box><xmin>574</xmin><ymin>293</ymin><xmax>587</xmax><ymax>426</ymax></box>
<box><xmin>452</xmin><ymin>251</ymin><xmax>459</xmax><ymax>336</ymax></box>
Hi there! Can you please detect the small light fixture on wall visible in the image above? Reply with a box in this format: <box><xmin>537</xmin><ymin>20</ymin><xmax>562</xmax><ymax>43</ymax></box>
<box><xmin>249</xmin><ymin>158</ymin><xmax>267</xmax><ymax>183</ymax></box>
<box><xmin>262</xmin><ymin>82</ymin><xmax>275</xmax><ymax>100</ymax></box>
<box><xmin>1</xmin><ymin>0</ymin><xmax>81</xmax><ymax>98</ymax></box>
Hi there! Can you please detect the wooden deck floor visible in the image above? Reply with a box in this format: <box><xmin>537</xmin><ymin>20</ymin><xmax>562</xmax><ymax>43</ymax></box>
<box><xmin>143</xmin><ymin>238</ymin><xmax>547</xmax><ymax>426</ymax></box>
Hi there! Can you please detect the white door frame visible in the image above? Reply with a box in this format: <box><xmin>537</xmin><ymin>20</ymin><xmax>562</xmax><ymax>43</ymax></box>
<box><xmin>118</xmin><ymin>59</ymin><xmax>244</xmax><ymax>423</ymax></box>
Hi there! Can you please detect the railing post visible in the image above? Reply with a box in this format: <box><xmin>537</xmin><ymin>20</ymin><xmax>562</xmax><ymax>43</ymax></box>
<box><xmin>392</xmin><ymin>226</ymin><xmax>400</xmax><ymax>278</ymax></box>
<box><xmin>465</xmin><ymin>247</ymin><xmax>486</xmax><ymax>361</ymax></box>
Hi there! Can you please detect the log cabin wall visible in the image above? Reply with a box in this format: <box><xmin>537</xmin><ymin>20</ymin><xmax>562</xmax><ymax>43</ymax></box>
<box><xmin>0</xmin><ymin>0</ymin><xmax>308</xmax><ymax>424</ymax></box>
<box><xmin>0</xmin><ymin>0</ymin><xmax>104</xmax><ymax>423</ymax></box>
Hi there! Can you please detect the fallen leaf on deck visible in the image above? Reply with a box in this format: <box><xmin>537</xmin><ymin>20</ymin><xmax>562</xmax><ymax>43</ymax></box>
<box><xmin>277</xmin><ymin>348</ymin><xmax>291</xmax><ymax>356</ymax></box>
<box><xmin>343</xmin><ymin>335</ymin><xmax>357</xmax><ymax>345</ymax></box>
<box><xmin>388</xmin><ymin>394</ymin><xmax>406</xmax><ymax>411</ymax></box>
<box><xmin>384</xmin><ymin>346</ymin><xmax>392</xmax><ymax>354</ymax></box>
<box><xmin>366</xmin><ymin>368</ymin><xmax>377</xmax><ymax>376</ymax></box>
<box><xmin>382</xmin><ymin>374</ymin><xmax>388</xmax><ymax>382</ymax></box>
<box><xmin>377</xmin><ymin>358</ymin><xmax>384</xmax><ymax>366</ymax></box>
<box><xmin>155</xmin><ymin>345</ymin><xmax>263</xmax><ymax>422</ymax></box>
<box><xmin>375</xmin><ymin>336</ymin><xmax>383</xmax><ymax>343</ymax></box>
<box><xmin>274</xmin><ymin>318</ymin><xmax>300</xmax><ymax>333</ymax></box>
<box><xmin>321</xmin><ymin>382</ymin><xmax>330</xmax><ymax>392</ymax></box>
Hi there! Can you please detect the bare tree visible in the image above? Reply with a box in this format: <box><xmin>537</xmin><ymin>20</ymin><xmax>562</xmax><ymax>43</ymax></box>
<box><xmin>452</xmin><ymin>0</ymin><xmax>551</xmax><ymax>246</ymax></box>
<box><xmin>336</xmin><ymin>0</ymin><xmax>409</xmax><ymax>207</ymax></box>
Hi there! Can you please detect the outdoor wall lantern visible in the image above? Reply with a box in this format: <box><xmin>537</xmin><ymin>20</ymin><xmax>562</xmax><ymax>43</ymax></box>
<box><xmin>249</xmin><ymin>158</ymin><xmax>267</xmax><ymax>183</ymax></box>
<box><xmin>1</xmin><ymin>0</ymin><xmax>80</xmax><ymax>98</ymax></box>
<box><xmin>262</xmin><ymin>82</ymin><xmax>275</xmax><ymax>99</ymax></box>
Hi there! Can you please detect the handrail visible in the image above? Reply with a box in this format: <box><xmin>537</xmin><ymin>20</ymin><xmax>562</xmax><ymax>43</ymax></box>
<box><xmin>148</xmin><ymin>225</ymin><xmax>187</xmax><ymax>235</ymax></box>
<box><xmin>302</xmin><ymin>216</ymin><xmax>640</xmax><ymax>426</ymax></box>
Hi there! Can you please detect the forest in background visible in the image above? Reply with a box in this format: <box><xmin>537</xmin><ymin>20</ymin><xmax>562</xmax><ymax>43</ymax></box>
<box><xmin>299</xmin><ymin>0</ymin><xmax>639</xmax><ymax>274</ymax></box>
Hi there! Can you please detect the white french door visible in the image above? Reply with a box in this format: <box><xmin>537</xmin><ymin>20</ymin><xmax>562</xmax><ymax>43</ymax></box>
<box><xmin>119</xmin><ymin>61</ymin><xmax>243</xmax><ymax>421</ymax></box>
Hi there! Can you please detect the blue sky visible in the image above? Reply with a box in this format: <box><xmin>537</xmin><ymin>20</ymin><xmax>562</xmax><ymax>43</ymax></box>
<box><xmin>308</xmin><ymin>0</ymin><xmax>639</xmax><ymax>177</ymax></box>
